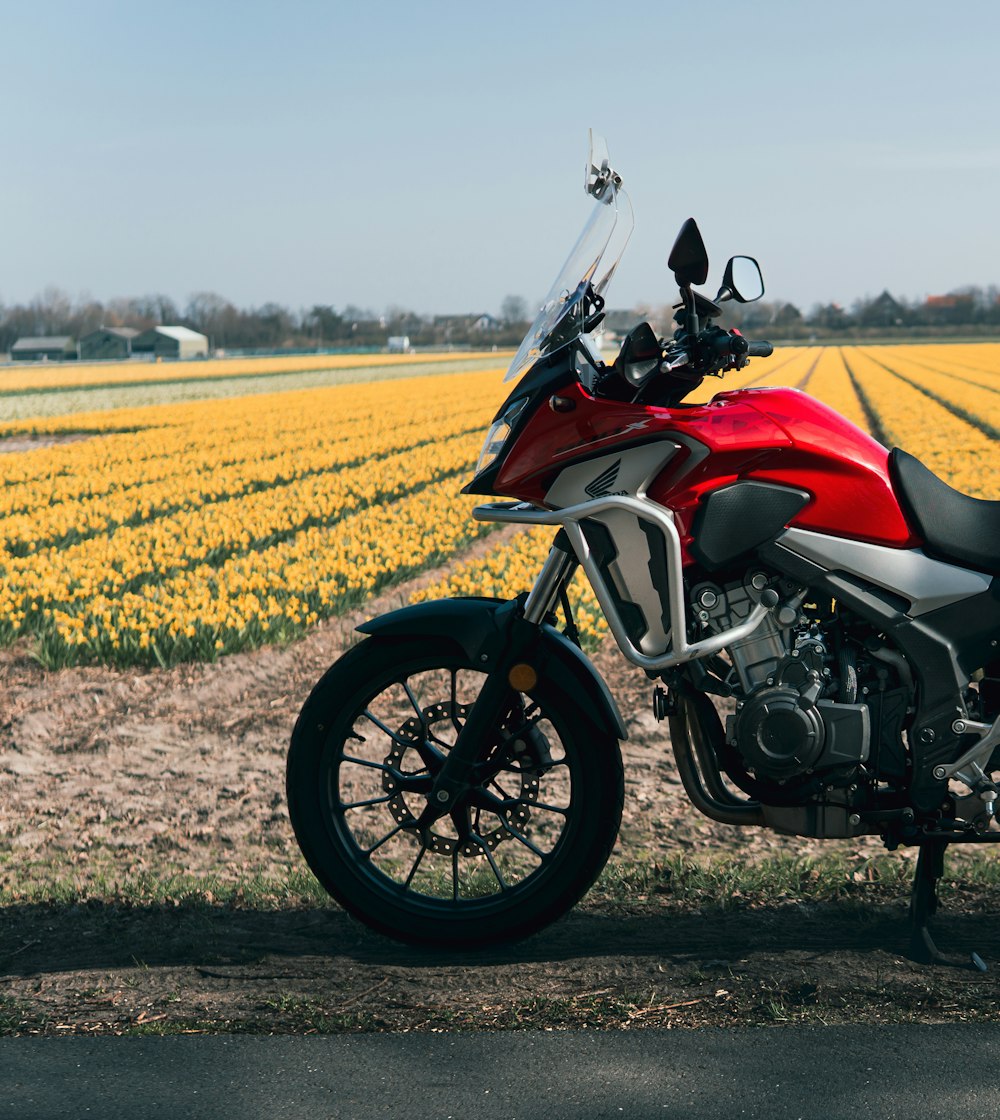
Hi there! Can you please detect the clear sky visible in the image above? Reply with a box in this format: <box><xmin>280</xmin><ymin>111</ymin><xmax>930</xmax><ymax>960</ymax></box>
<box><xmin>4</xmin><ymin>0</ymin><xmax>999</xmax><ymax>318</ymax></box>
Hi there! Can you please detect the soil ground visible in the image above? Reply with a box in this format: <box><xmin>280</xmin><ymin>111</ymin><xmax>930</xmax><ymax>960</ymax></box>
<box><xmin>2</xmin><ymin>549</ymin><xmax>999</xmax><ymax>1034</ymax></box>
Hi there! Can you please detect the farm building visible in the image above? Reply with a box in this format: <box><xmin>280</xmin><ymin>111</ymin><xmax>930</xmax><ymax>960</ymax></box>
<box><xmin>132</xmin><ymin>325</ymin><xmax>209</xmax><ymax>360</ymax></box>
<box><xmin>79</xmin><ymin>326</ymin><xmax>140</xmax><ymax>361</ymax></box>
<box><xmin>10</xmin><ymin>336</ymin><xmax>78</xmax><ymax>361</ymax></box>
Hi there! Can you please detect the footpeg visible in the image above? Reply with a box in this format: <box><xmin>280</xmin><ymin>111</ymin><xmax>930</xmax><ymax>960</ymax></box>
<box><xmin>653</xmin><ymin>686</ymin><xmax>677</xmax><ymax>721</ymax></box>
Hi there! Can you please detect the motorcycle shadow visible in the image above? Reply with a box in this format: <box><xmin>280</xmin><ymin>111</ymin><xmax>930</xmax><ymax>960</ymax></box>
<box><xmin>1</xmin><ymin>898</ymin><xmax>997</xmax><ymax>977</ymax></box>
<box><xmin>350</xmin><ymin>904</ymin><xmax>1000</xmax><ymax>970</ymax></box>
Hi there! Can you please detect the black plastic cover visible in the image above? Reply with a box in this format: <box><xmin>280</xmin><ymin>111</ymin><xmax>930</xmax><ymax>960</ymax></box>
<box><xmin>691</xmin><ymin>481</ymin><xmax>811</xmax><ymax>571</ymax></box>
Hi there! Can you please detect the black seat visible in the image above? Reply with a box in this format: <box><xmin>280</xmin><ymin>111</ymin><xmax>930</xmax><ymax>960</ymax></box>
<box><xmin>890</xmin><ymin>447</ymin><xmax>1000</xmax><ymax>574</ymax></box>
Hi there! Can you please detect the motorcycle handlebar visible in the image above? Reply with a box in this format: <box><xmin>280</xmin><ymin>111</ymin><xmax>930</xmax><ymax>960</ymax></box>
<box><xmin>702</xmin><ymin>330</ymin><xmax>772</xmax><ymax>371</ymax></box>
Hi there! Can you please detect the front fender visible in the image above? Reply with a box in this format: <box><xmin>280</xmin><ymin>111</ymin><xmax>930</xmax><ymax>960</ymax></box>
<box><xmin>357</xmin><ymin>597</ymin><xmax>627</xmax><ymax>741</ymax></box>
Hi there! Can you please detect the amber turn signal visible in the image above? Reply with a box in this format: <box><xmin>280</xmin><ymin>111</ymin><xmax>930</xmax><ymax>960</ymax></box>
<box><xmin>508</xmin><ymin>663</ymin><xmax>538</xmax><ymax>692</ymax></box>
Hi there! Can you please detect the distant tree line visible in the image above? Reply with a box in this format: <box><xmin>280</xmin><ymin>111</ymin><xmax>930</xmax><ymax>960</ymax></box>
<box><xmin>633</xmin><ymin>285</ymin><xmax>1000</xmax><ymax>342</ymax></box>
<box><xmin>3</xmin><ymin>284</ymin><xmax>1000</xmax><ymax>355</ymax></box>
<box><xmin>0</xmin><ymin>289</ymin><xmax>535</xmax><ymax>353</ymax></box>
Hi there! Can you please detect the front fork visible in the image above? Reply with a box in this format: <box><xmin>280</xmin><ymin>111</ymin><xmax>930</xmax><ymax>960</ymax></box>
<box><xmin>418</xmin><ymin>541</ymin><xmax>577</xmax><ymax>825</ymax></box>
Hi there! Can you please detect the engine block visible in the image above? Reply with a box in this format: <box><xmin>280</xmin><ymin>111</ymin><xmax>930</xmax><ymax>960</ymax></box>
<box><xmin>692</xmin><ymin>571</ymin><xmax>871</xmax><ymax>780</ymax></box>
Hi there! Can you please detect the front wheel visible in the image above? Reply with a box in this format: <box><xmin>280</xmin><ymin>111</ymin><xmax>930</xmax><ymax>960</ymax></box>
<box><xmin>286</xmin><ymin>635</ymin><xmax>624</xmax><ymax>947</ymax></box>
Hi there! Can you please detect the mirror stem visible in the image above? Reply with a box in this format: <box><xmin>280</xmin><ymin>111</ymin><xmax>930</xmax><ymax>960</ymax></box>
<box><xmin>683</xmin><ymin>287</ymin><xmax>700</xmax><ymax>338</ymax></box>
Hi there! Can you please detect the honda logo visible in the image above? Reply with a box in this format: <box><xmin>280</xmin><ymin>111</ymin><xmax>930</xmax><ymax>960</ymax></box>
<box><xmin>584</xmin><ymin>459</ymin><xmax>627</xmax><ymax>498</ymax></box>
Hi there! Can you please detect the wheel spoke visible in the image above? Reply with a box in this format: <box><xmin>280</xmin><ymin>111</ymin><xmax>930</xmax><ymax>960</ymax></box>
<box><xmin>394</xmin><ymin>773</ymin><xmax>434</xmax><ymax>794</ymax></box>
<box><xmin>529</xmin><ymin>800</ymin><xmax>568</xmax><ymax>817</ymax></box>
<box><xmin>451</xmin><ymin>847</ymin><xmax>460</xmax><ymax>901</ymax></box>
<box><xmin>427</xmin><ymin>727</ymin><xmax>450</xmax><ymax>746</ymax></box>
<box><xmin>342</xmin><ymin>754</ymin><xmax>392</xmax><ymax>774</ymax></box>
<box><xmin>490</xmin><ymin>777</ymin><xmax>515</xmax><ymax>800</ymax></box>
<box><xmin>363</xmin><ymin>823</ymin><xmax>406</xmax><ymax>857</ymax></box>
<box><xmin>402</xmin><ymin>846</ymin><xmax>425</xmax><ymax>888</ymax></box>
<box><xmin>362</xmin><ymin>708</ymin><xmax>416</xmax><ymax>748</ymax></box>
<box><xmin>449</xmin><ymin>670</ymin><xmax>464</xmax><ymax>737</ymax></box>
<box><xmin>501</xmin><ymin>820</ymin><xmax>547</xmax><ymax>860</ymax></box>
<box><xmin>471</xmin><ymin>834</ymin><xmax>508</xmax><ymax>891</ymax></box>
<box><xmin>401</xmin><ymin>680</ymin><xmax>427</xmax><ymax>726</ymax></box>
<box><xmin>341</xmin><ymin>794</ymin><xmax>393</xmax><ymax>811</ymax></box>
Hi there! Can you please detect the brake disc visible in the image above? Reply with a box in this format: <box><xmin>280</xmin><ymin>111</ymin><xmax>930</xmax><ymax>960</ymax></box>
<box><xmin>381</xmin><ymin>701</ymin><xmax>538</xmax><ymax>856</ymax></box>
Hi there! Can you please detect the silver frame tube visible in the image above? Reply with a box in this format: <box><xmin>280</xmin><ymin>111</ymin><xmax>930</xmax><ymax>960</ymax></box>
<box><xmin>475</xmin><ymin>499</ymin><xmax>769</xmax><ymax>671</ymax></box>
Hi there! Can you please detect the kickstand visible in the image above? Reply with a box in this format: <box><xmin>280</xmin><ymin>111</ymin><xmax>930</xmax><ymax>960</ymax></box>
<box><xmin>908</xmin><ymin>839</ymin><xmax>987</xmax><ymax>972</ymax></box>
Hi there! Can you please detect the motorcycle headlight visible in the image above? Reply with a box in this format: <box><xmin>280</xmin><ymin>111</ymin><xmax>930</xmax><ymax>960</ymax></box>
<box><xmin>473</xmin><ymin>399</ymin><xmax>527</xmax><ymax>477</ymax></box>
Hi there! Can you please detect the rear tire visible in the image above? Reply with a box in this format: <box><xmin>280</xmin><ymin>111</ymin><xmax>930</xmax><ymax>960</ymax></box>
<box><xmin>286</xmin><ymin>635</ymin><xmax>624</xmax><ymax>947</ymax></box>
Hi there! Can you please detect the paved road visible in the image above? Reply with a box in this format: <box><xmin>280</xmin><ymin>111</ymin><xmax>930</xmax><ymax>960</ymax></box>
<box><xmin>2</xmin><ymin>1025</ymin><xmax>996</xmax><ymax>1119</ymax></box>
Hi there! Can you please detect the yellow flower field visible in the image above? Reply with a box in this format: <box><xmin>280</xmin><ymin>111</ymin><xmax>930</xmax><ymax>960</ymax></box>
<box><xmin>0</xmin><ymin>369</ymin><xmax>509</xmax><ymax>665</ymax></box>
<box><xmin>0</xmin><ymin>344</ymin><xmax>997</xmax><ymax>668</ymax></box>
<box><xmin>0</xmin><ymin>349</ymin><xmax>501</xmax><ymax>394</ymax></box>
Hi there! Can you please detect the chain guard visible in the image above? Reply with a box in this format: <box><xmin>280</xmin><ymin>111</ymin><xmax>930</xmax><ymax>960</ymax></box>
<box><xmin>381</xmin><ymin>700</ymin><xmax>539</xmax><ymax>856</ymax></box>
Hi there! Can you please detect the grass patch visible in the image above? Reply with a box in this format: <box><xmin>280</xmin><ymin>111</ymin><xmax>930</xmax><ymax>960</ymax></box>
<box><xmin>5</xmin><ymin>849</ymin><xmax>1000</xmax><ymax>912</ymax></box>
<box><xmin>593</xmin><ymin>848</ymin><xmax>1000</xmax><ymax>908</ymax></box>
<box><xmin>0</xmin><ymin>865</ymin><xmax>332</xmax><ymax>909</ymax></box>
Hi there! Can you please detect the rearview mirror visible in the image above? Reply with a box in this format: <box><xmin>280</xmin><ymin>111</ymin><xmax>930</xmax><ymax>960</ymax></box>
<box><xmin>718</xmin><ymin>255</ymin><xmax>764</xmax><ymax>303</ymax></box>
<box><xmin>668</xmin><ymin>218</ymin><xmax>709</xmax><ymax>288</ymax></box>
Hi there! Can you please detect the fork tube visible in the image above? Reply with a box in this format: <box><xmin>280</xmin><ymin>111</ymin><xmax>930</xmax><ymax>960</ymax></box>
<box><xmin>523</xmin><ymin>542</ymin><xmax>577</xmax><ymax>626</ymax></box>
<box><xmin>418</xmin><ymin>540</ymin><xmax>576</xmax><ymax>827</ymax></box>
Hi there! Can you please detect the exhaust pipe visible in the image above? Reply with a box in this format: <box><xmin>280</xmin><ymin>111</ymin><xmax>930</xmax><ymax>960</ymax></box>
<box><xmin>668</xmin><ymin>692</ymin><xmax>765</xmax><ymax>827</ymax></box>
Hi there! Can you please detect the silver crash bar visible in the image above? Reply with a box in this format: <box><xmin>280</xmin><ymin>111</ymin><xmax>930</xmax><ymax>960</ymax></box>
<box><xmin>474</xmin><ymin>498</ymin><xmax>770</xmax><ymax>672</ymax></box>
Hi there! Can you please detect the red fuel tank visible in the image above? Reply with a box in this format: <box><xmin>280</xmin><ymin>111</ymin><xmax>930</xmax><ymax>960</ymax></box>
<box><xmin>493</xmin><ymin>383</ymin><xmax>919</xmax><ymax>557</ymax></box>
<box><xmin>647</xmin><ymin>387</ymin><xmax>919</xmax><ymax>551</ymax></box>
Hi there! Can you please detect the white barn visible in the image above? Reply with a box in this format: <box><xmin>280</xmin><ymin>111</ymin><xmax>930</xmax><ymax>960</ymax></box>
<box><xmin>132</xmin><ymin>325</ymin><xmax>209</xmax><ymax>360</ymax></box>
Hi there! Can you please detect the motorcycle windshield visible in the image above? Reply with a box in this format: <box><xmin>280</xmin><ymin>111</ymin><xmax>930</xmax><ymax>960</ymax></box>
<box><xmin>504</xmin><ymin>176</ymin><xmax>633</xmax><ymax>384</ymax></box>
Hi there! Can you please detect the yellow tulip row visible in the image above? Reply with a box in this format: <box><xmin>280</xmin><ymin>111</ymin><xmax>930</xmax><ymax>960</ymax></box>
<box><xmin>32</xmin><ymin>483</ymin><xmax>495</xmax><ymax>666</ymax></box>
<box><xmin>882</xmin><ymin>344</ymin><xmax>1000</xmax><ymax>385</ymax></box>
<box><xmin>0</xmin><ymin>369</ymin><xmax>511</xmax><ymax>665</ymax></box>
<box><xmin>0</xmin><ymin>349</ymin><xmax>502</xmax><ymax>394</ymax></box>
<box><xmin>853</xmin><ymin>345</ymin><xmax>1000</xmax><ymax>438</ymax></box>
<box><xmin>842</xmin><ymin>347</ymin><xmax>1000</xmax><ymax>498</ymax></box>
<box><xmin>0</xmin><ymin>376</ymin><xmax>503</xmax><ymax>551</ymax></box>
<box><xmin>796</xmin><ymin>346</ymin><xmax>870</xmax><ymax>431</ymax></box>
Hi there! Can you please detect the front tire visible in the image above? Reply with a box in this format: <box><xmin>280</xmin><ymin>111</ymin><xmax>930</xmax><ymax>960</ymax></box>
<box><xmin>286</xmin><ymin>635</ymin><xmax>624</xmax><ymax>947</ymax></box>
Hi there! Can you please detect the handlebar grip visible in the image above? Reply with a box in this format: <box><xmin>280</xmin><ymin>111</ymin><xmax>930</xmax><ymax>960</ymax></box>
<box><xmin>748</xmin><ymin>341</ymin><xmax>773</xmax><ymax>357</ymax></box>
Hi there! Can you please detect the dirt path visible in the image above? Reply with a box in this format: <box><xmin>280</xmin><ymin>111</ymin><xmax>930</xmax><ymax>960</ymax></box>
<box><xmin>2</xmin><ymin>550</ymin><xmax>998</xmax><ymax>1033</ymax></box>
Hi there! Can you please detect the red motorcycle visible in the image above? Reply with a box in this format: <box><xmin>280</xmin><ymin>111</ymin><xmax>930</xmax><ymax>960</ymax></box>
<box><xmin>287</xmin><ymin>136</ymin><xmax>1000</xmax><ymax>965</ymax></box>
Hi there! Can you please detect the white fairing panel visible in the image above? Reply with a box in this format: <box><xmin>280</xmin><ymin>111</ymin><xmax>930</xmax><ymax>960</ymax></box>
<box><xmin>778</xmin><ymin>527</ymin><xmax>992</xmax><ymax>615</ymax></box>
<box><xmin>545</xmin><ymin>444</ymin><xmax>679</xmax><ymax>655</ymax></box>
<box><xmin>544</xmin><ymin>444</ymin><xmax>679</xmax><ymax>508</ymax></box>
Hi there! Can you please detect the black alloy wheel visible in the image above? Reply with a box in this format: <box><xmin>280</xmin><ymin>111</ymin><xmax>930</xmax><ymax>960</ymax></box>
<box><xmin>286</xmin><ymin>635</ymin><xmax>624</xmax><ymax>947</ymax></box>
